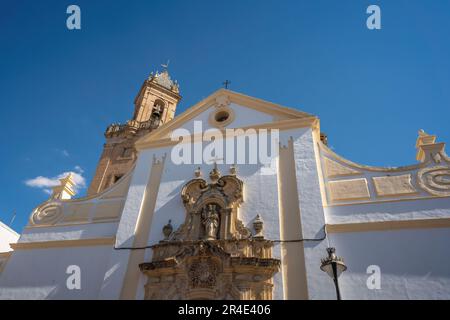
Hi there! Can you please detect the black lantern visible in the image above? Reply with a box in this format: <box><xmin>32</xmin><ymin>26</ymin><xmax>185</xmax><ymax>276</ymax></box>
<box><xmin>320</xmin><ymin>247</ymin><xmax>347</xmax><ymax>300</ymax></box>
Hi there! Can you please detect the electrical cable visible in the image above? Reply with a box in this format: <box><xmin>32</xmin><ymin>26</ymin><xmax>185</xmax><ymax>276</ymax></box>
<box><xmin>114</xmin><ymin>225</ymin><xmax>328</xmax><ymax>250</ymax></box>
<box><xmin>272</xmin><ymin>225</ymin><xmax>327</xmax><ymax>243</ymax></box>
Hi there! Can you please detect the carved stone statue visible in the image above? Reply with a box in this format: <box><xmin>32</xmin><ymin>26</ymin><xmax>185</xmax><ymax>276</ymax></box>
<box><xmin>201</xmin><ymin>204</ymin><xmax>220</xmax><ymax>240</ymax></box>
<box><xmin>140</xmin><ymin>171</ymin><xmax>280</xmax><ymax>300</ymax></box>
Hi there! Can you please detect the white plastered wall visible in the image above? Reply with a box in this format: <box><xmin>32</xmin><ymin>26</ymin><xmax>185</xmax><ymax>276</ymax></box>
<box><xmin>328</xmin><ymin>227</ymin><xmax>450</xmax><ymax>300</ymax></box>
<box><xmin>0</xmin><ymin>245</ymin><xmax>113</xmax><ymax>299</ymax></box>
<box><xmin>0</xmin><ymin>221</ymin><xmax>19</xmax><ymax>253</ymax></box>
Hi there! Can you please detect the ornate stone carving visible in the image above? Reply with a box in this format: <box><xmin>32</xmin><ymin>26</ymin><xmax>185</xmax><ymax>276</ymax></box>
<box><xmin>189</xmin><ymin>257</ymin><xmax>219</xmax><ymax>288</ymax></box>
<box><xmin>215</xmin><ymin>95</ymin><xmax>230</xmax><ymax>108</ymax></box>
<box><xmin>140</xmin><ymin>166</ymin><xmax>280</xmax><ymax>300</ymax></box>
<box><xmin>253</xmin><ymin>215</ymin><xmax>264</xmax><ymax>238</ymax></box>
<box><xmin>201</xmin><ymin>204</ymin><xmax>220</xmax><ymax>240</ymax></box>
<box><xmin>140</xmin><ymin>240</ymin><xmax>280</xmax><ymax>300</ymax></box>
<box><xmin>417</xmin><ymin>166</ymin><xmax>450</xmax><ymax>196</ymax></box>
<box><xmin>173</xmin><ymin>165</ymin><xmax>248</xmax><ymax>241</ymax></box>
<box><xmin>162</xmin><ymin>220</ymin><xmax>173</xmax><ymax>240</ymax></box>
<box><xmin>149</xmin><ymin>69</ymin><xmax>179</xmax><ymax>93</ymax></box>
<box><xmin>415</xmin><ymin>130</ymin><xmax>450</xmax><ymax>196</ymax></box>
<box><xmin>30</xmin><ymin>202</ymin><xmax>64</xmax><ymax>226</ymax></box>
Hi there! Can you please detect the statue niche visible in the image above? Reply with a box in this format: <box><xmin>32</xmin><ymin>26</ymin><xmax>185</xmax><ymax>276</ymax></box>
<box><xmin>201</xmin><ymin>204</ymin><xmax>220</xmax><ymax>240</ymax></box>
<box><xmin>139</xmin><ymin>165</ymin><xmax>281</xmax><ymax>300</ymax></box>
<box><xmin>171</xmin><ymin>163</ymin><xmax>251</xmax><ymax>241</ymax></box>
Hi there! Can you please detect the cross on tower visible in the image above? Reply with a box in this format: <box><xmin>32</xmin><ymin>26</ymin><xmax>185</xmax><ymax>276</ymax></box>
<box><xmin>222</xmin><ymin>80</ymin><xmax>231</xmax><ymax>89</ymax></box>
<box><xmin>161</xmin><ymin>60</ymin><xmax>170</xmax><ymax>70</ymax></box>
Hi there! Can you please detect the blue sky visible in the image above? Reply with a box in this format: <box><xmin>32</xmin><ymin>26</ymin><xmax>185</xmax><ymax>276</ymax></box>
<box><xmin>0</xmin><ymin>0</ymin><xmax>449</xmax><ymax>232</ymax></box>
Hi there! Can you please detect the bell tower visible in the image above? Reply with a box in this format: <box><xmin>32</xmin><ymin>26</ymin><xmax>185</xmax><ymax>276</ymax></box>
<box><xmin>87</xmin><ymin>66</ymin><xmax>181</xmax><ymax>195</ymax></box>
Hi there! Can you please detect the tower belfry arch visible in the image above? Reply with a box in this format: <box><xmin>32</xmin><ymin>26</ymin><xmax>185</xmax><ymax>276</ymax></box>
<box><xmin>88</xmin><ymin>66</ymin><xmax>181</xmax><ymax>195</ymax></box>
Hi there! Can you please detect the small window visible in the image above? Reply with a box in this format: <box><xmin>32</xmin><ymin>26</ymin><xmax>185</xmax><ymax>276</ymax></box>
<box><xmin>152</xmin><ymin>99</ymin><xmax>165</xmax><ymax>119</ymax></box>
<box><xmin>113</xmin><ymin>174</ymin><xmax>123</xmax><ymax>184</ymax></box>
<box><xmin>107</xmin><ymin>174</ymin><xmax>123</xmax><ymax>188</ymax></box>
<box><xmin>153</xmin><ymin>99</ymin><xmax>165</xmax><ymax>109</ymax></box>
<box><xmin>209</xmin><ymin>106</ymin><xmax>234</xmax><ymax>128</ymax></box>
<box><xmin>215</xmin><ymin>111</ymin><xmax>230</xmax><ymax>123</ymax></box>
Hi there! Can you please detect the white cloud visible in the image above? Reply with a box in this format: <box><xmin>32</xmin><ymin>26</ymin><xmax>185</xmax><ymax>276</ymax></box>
<box><xmin>74</xmin><ymin>165</ymin><xmax>84</xmax><ymax>174</ymax></box>
<box><xmin>25</xmin><ymin>176</ymin><xmax>62</xmax><ymax>189</ymax></box>
<box><xmin>25</xmin><ymin>171</ymin><xmax>86</xmax><ymax>194</ymax></box>
<box><xmin>55</xmin><ymin>149</ymin><xmax>70</xmax><ymax>157</ymax></box>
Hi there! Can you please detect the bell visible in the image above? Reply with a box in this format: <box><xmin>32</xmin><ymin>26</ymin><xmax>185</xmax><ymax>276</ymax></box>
<box><xmin>152</xmin><ymin>108</ymin><xmax>161</xmax><ymax>119</ymax></box>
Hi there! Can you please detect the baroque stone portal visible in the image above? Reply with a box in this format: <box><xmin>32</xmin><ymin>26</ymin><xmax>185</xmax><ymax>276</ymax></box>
<box><xmin>139</xmin><ymin>165</ymin><xmax>281</xmax><ymax>300</ymax></box>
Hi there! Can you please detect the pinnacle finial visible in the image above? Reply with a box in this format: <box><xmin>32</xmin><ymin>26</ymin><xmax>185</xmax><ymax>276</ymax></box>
<box><xmin>147</xmin><ymin>62</ymin><xmax>179</xmax><ymax>93</ymax></box>
<box><xmin>416</xmin><ymin>129</ymin><xmax>440</xmax><ymax>162</ymax></box>
<box><xmin>51</xmin><ymin>172</ymin><xmax>76</xmax><ymax>200</ymax></box>
<box><xmin>209</xmin><ymin>163</ymin><xmax>221</xmax><ymax>182</ymax></box>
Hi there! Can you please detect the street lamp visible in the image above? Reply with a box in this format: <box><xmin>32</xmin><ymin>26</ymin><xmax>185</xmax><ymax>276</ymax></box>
<box><xmin>320</xmin><ymin>247</ymin><xmax>347</xmax><ymax>300</ymax></box>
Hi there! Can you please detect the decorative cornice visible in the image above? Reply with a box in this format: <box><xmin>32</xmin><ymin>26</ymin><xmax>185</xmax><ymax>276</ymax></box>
<box><xmin>320</xmin><ymin>143</ymin><xmax>428</xmax><ymax>173</ymax></box>
<box><xmin>0</xmin><ymin>251</ymin><xmax>13</xmax><ymax>258</ymax></box>
<box><xmin>10</xmin><ymin>237</ymin><xmax>116</xmax><ymax>250</ymax></box>
<box><xmin>324</xmin><ymin>194</ymin><xmax>450</xmax><ymax>207</ymax></box>
<box><xmin>136</xmin><ymin>117</ymin><xmax>318</xmax><ymax>150</ymax></box>
<box><xmin>326</xmin><ymin>218</ymin><xmax>450</xmax><ymax>233</ymax></box>
<box><xmin>135</xmin><ymin>88</ymin><xmax>316</xmax><ymax>149</ymax></box>
<box><xmin>24</xmin><ymin>218</ymin><xmax>120</xmax><ymax>230</ymax></box>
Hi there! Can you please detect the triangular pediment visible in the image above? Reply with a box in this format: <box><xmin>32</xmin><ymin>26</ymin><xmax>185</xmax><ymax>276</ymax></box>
<box><xmin>135</xmin><ymin>89</ymin><xmax>316</xmax><ymax>149</ymax></box>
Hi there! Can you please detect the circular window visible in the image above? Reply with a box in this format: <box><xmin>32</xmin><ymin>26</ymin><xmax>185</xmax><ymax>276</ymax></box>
<box><xmin>215</xmin><ymin>111</ymin><xmax>229</xmax><ymax>123</ymax></box>
<box><xmin>209</xmin><ymin>107</ymin><xmax>234</xmax><ymax>128</ymax></box>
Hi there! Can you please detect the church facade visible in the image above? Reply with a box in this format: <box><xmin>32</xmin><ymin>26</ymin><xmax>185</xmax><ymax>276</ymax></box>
<box><xmin>0</xmin><ymin>68</ymin><xmax>449</xmax><ymax>299</ymax></box>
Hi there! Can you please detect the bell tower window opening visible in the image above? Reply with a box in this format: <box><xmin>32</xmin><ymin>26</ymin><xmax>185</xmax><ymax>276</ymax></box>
<box><xmin>106</xmin><ymin>174</ymin><xmax>124</xmax><ymax>189</ymax></box>
<box><xmin>88</xmin><ymin>67</ymin><xmax>181</xmax><ymax>196</ymax></box>
<box><xmin>113</xmin><ymin>174</ymin><xmax>123</xmax><ymax>184</ymax></box>
<box><xmin>152</xmin><ymin>99</ymin><xmax>165</xmax><ymax>120</ymax></box>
